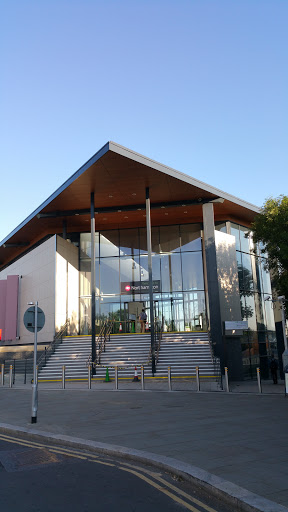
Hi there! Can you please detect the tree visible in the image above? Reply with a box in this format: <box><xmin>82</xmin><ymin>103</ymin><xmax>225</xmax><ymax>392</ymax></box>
<box><xmin>251</xmin><ymin>195</ymin><xmax>288</xmax><ymax>298</ymax></box>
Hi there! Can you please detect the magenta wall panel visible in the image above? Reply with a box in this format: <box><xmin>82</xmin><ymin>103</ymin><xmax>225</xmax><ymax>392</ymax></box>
<box><xmin>0</xmin><ymin>280</ymin><xmax>7</xmax><ymax>340</ymax></box>
<box><xmin>4</xmin><ymin>276</ymin><xmax>19</xmax><ymax>341</ymax></box>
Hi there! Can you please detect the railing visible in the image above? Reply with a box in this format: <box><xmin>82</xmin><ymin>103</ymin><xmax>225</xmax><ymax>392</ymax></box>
<box><xmin>155</xmin><ymin>316</ymin><xmax>164</xmax><ymax>365</ymax></box>
<box><xmin>147</xmin><ymin>317</ymin><xmax>164</xmax><ymax>369</ymax></box>
<box><xmin>95</xmin><ymin>321</ymin><xmax>113</xmax><ymax>365</ymax></box>
<box><xmin>37</xmin><ymin>320</ymin><xmax>70</xmax><ymax>372</ymax></box>
<box><xmin>0</xmin><ymin>358</ymin><xmax>34</xmax><ymax>384</ymax></box>
<box><xmin>87</xmin><ymin>321</ymin><xmax>113</xmax><ymax>368</ymax></box>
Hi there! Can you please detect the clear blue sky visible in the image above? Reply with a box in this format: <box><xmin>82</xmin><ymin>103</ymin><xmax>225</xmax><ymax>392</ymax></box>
<box><xmin>1</xmin><ymin>0</ymin><xmax>287</xmax><ymax>242</ymax></box>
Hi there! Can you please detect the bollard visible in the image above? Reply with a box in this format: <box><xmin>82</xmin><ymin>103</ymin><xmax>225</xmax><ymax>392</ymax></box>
<box><xmin>62</xmin><ymin>365</ymin><xmax>65</xmax><ymax>389</ymax></box>
<box><xmin>225</xmin><ymin>367</ymin><xmax>229</xmax><ymax>392</ymax></box>
<box><xmin>257</xmin><ymin>367</ymin><xmax>262</xmax><ymax>393</ymax></box>
<box><xmin>1</xmin><ymin>364</ymin><xmax>4</xmax><ymax>386</ymax></box>
<box><xmin>141</xmin><ymin>366</ymin><xmax>145</xmax><ymax>391</ymax></box>
<box><xmin>9</xmin><ymin>365</ymin><xmax>13</xmax><ymax>388</ymax></box>
<box><xmin>88</xmin><ymin>365</ymin><xmax>91</xmax><ymax>389</ymax></box>
<box><xmin>196</xmin><ymin>366</ymin><xmax>200</xmax><ymax>391</ymax></box>
<box><xmin>168</xmin><ymin>366</ymin><xmax>172</xmax><ymax>391</ymax></box>
<box><xmin>115</xmin><ymin>366</ymin><xmax>118</xmax><ymax>390</ymax></box>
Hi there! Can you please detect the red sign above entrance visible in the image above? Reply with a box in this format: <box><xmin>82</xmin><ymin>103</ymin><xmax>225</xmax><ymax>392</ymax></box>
<box><xmin>121</xmin><ymin>281</ymin><xmax>160</xmax><ymax>294</ymax></box>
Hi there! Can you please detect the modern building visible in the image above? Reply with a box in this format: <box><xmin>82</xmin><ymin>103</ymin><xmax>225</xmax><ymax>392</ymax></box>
<box><xmin>0</xmin><ymin>142</ymin><xmax>282</xmax><ymax>379</ymax></box>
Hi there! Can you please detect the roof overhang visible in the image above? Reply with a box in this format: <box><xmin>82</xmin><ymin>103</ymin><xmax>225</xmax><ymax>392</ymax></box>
<box><xmin>0</xmin><ymin>141</ymin><xmax>259</xmax><ymax>270</ymax></box>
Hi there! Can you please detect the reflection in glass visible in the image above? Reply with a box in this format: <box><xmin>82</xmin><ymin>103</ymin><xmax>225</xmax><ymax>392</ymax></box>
<box><xmin>230</xmin><ymin>223</ymin><xmax>241</xmax><ymax>251</ymax></box>
<box><xmin>184</xmin><ymin>292</ymin><xmax>206</xmax><ymax>331</ymax></box>
<box><xmin>100</xmin><ymin>258</ymin><xmax>120</xmax><ymax>294</ymax></box>
<box><xmin>160</xmin><ymin>225</ymin><xmax>180</xmax><ymax>253</ymax></box>
<box><xmin>242</xmin><ymin>294</ymin><xmax>257</xmax><ymax>331</ymax></box>
<box><xmin>215</xmin><ymin>222</ymin><xmax>227</xmax><ymax>233</ymax></box>
<box><xmin>181</xmin><ymin>252</ymin><xmax>204</xmax><ymax>290</ymax></box>
<box><xmin>180</xmin><ymin>224</ymin><xmax>202</xmax><ymax>251</ymax></box>
<box><xmin>139</xmin><ymin>227</ymin><xmax>160</xmax><ymax>254</ymax></box>
<box><xmin>160</xmin><ymin>253</ymin><xmax>182</xmax><ymax>292</ymax></box>
<box><xmin>120</xmin><ymin>256</ymin><xmax>140</xmax><ymax>284</ymax></box>
<box><xmin>80</xmin><ymin>232</ymin><xmax>100</xmax><ymax>258</ymax></box>
<box><xmin>239</xmin><ymin>226</ymin><xmax>251</xmax><ymax>254</ymax></box>
<box><xmin>264</xmin><ymin>299</ymin><xmax>275</xmax><ymax>331</ymax></box>
<box><xmin>241</xmin><ymin>253</ymin><xmax>254</xmax><ymax>291</ymax></box>
<box><xmin>100</xmin><ymin>230</ymin><xmax>119</xmax><ymax>257</ymax></box>
<box><xmin>260</xmin><ymin>258</ymin><xmax>272</xmax><ymax>294</ymax></box>
<box><xmin>139</xmin><ymin>254</ymin><xmax>161</xmax><ymax>282</ymax></box>
<box><xmin>119</xmin><ymin>229</ymin><xmax>139</xmax><ymax>256</ymax></box>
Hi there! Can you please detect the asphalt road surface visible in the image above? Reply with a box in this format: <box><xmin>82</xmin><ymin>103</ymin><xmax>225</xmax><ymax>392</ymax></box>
<box><xmin>0</xmin><ymin>432</ymin><xmax>232</xmax><ymax>512</ymax></box>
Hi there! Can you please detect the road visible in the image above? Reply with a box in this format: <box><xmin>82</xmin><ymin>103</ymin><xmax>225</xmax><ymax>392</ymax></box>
<box><xmin>0</xmin><ymin>432</ymin><xmax>231</xmax><ymax>512</ymax></box>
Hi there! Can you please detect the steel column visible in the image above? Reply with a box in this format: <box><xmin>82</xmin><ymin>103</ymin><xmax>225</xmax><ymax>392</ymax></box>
<box><xmin>91</xmin><ymin>192</ymin><xmax>96</xmax><ymax>375</ymax></box>
<box><xmin>146</xmin><ymin>187</ymin><xmax>155</xmax><ymax>375</ymax></box>
<box><xmin>31</xmin><ymin>302</ymin><xmax>38</xmax><ymax>423</ymax></box>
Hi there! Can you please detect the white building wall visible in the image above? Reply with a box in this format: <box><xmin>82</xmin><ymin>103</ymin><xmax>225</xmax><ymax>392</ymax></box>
<box><xmin>0</xmin><ymin>236</ymin><xmax>56</xmax><ymax>345</ymax></box>
<box><xmin>56</xmin><ymin>236</ymin><xmax>79</xmax><ymax>335</ymax></box>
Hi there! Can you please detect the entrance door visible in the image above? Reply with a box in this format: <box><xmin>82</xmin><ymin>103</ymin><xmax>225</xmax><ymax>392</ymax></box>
<box><xmin>124</xmin><ymin>301</ymin><xmax>145</xmax><ymax>333</ymax></box>
<box><xmin>155</xmin><ymin>299</ymin><xmax>184</xmax><ymax>332</ymax></box>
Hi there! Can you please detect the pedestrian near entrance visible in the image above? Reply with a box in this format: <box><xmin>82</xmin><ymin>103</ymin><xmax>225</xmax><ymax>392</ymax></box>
<box><xmin>270</xmin><ymin>355</ymin><xmax>278</xmax><ymax>384</ymax></box>
<box><xmin>139</xmin><ymin>309</ymin><xmax>147</xmax><ymax>333</ymax></box>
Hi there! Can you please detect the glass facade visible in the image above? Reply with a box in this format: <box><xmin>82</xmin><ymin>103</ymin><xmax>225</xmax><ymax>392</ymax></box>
<box><xmin>79</xmin><ymin>224</ymin><xmax>207</xmax><ymax>334</ymax></box>
<box><xmin>230</xmin><ymin>222</ymin><xmax>276</xmax><ymax>379</ymax></box>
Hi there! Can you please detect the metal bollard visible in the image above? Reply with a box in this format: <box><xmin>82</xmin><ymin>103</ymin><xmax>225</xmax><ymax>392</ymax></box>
<box><xmin>257</xmin><ymin>367</ymin><xmax>262</xmax><ymax>393</ymax></box>
<box><xmin>141</xmin><ymin>366</ymin><xmax>145</xmax><ymax>391</ymax></box>
<box><xmin>168</xmin><ymin>366</ymin><xmax>172</xmax><ymax>391</ymax></box>
<box><xmin>115</xmin><ymin>366</ymin><xmax>118</xmax><ymax>390</ymax></box>
<box><xmin>196</xmin><ymin>366</ymin><xmax>200</xmax><ymax>391</ymax></box>
<box><xmin>225</xmin><ymin>367</ymin><xmax>229</xmax><ymax>392</ymax></box>
<box><xmin>88</xmin><ymin>365</ymin><xmax>91</xmax><ymax>389</ymax></box>
<box><xmin>0</xmin><ymin>364</ymin><xmax>3</xmax><ymax>386</ymax></box>
<box><xmin>62</xmin><ymin>365</ymin><xmax>65</xmax><ymax>389</ymax></box>
<box><xmin>9</xmin><ymin>365</ymin><xmax>13</xmax><ymax>388</ymax></box>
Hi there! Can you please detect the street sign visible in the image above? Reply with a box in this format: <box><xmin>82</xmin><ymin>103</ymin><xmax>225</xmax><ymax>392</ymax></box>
<box><xmin>23</xmin><ymin>307</ymin><xmax>45</xmax><ymax>332</ymax></box>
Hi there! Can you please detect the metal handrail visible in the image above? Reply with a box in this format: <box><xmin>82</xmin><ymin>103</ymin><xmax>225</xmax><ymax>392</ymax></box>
<box><xmin>87</xmin><ymin>321</ymin><xmax>113</xmax><ymax>367</ymax></box>
<box><xmin>86</xmin><ymin>323</ymin><xmax>106</xmax><ymax>367</ymax></box>
<box><xmin>37</xmin><ymin>320</ymin><xmax>70</xmax><ymax>371</ymax></box>
<box><xmin>155</xmin><ymin>316</ymin><xmax>164</xmax><ymax>364</ymax></box>
<box><xmin>96</xmin><ymin>321</ymin><xmax>113</xmax><ymax>365</ymax></box>
<box><xmin>147</xmin><ymin>317</ymin><xmax>164</xmax><ymax>367</ymax></box>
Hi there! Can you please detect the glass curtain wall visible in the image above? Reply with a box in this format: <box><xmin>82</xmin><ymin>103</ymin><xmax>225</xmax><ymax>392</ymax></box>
<box><xmin>79</xmin><ymin>224</ymin><xmax>206</xmax><ymax>334</ymax></box>
<box><xmin>230</xmin><ymin>222</ymin><xmax>275</xmax><ymax>379</ymax></box>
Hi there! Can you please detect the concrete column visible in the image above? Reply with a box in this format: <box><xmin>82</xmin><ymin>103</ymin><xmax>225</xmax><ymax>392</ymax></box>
<box><xmin>202</xmin><ymin>203</ymin><xmax>224</xmax><ymax>372</ymax></box>
<box><xmin>91</xmin><ymin>192</ymin><xmax>96</xmax><ymax>374</ymax></box>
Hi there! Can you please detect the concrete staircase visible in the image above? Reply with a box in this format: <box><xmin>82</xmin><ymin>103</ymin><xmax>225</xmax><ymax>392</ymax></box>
<box><xmin>38</xmin><ymin>336</ymin><xmax>91</xmax><ymax>380</ymax></box>
<box><xmin>38</xmin><ymin>334</ymin><xmax>151</xmax><ymax>381</ymax></box>
<box><xmin>38</xmin><ymin>331</ymin><xmax>217</xmax><ymax>381</ymax></box>
<box><xmin>155</xmin><ymin>332</ymin><xmax>217</xmax><ymax>377</ymax></box>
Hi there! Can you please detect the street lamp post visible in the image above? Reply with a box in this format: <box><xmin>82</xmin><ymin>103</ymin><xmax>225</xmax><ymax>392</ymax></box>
<box><xmin>28</xmin><ymin>301</ymin><xmax>38</xmax><ymax>424</ymax></box>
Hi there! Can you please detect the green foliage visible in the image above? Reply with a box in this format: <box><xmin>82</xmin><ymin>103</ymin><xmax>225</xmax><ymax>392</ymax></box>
<box><xmin>252</xmin><ymin>195</ymin><xmax>288</xmax><ymax>297</ymax></box>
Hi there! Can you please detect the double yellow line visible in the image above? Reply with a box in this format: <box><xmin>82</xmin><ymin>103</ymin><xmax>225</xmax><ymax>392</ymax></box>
<box><xmin>0</xmin><ymin>432</ymin><xmax>217</xmax><ymax>512</ymax></box>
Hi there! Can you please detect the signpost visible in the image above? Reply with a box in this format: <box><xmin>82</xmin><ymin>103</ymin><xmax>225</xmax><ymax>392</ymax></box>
<box><xmin>24</xmin><ymin>302</ymin><xmax>45</xmax><ymax>423</ymax></box>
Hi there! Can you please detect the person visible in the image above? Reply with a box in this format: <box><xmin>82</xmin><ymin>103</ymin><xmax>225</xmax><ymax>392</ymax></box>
<box><xmin>270</xmin><ymin>355</ymin><xmax>278</xmax><ymax>384</ymax></box>
<box><xmin>139</xmin><ymin>309</ymin><xmax>147</xmax><ymax>333</ymax></box>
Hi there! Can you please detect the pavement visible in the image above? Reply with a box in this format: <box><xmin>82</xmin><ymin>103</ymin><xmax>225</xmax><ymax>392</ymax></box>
<box><xmin>0</xmin><ymin>379</ymin><xmax>288</xmax><ymax>512</ymax></box>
